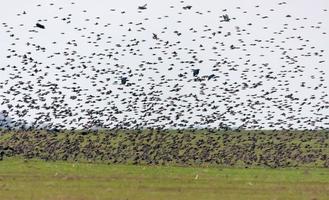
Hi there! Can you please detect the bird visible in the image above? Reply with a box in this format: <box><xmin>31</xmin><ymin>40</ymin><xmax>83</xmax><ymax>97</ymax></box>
<box><xmin>222</xmin><ymin>14</ymin><xmax>230</xmax><ymax>22</ymax></box>
<box><xmin>183</xmin><ymin>6</ymin><xmax>192</xmax><ymax>10</ymax></box>
<box><xmin>121</xmin><ymin>77</ymin><xmax>128</xmax><ymax>85</ymax></box>
<box><xmin>192</xmin><ymin>69</ymin><xmax>200</xmax><ymax>77</ymax></box>
<box><xmin>152</xmin><ymin>33</ymin><xmax>158</xmax><ymax>40</ymax></box>
<box><xmin>208</xmin><ymin>74</ymin><xmax>216</xmax><ymax>80</ymax></box>
<box><xmin>138</xmin><ymin>4</ymin><xmax>147</xmax><ymax>10</ymax></box>
<box><xmin>35</xmin><ymin>23</ymin><xmax>45</xmax><ymax>29</ymax></box>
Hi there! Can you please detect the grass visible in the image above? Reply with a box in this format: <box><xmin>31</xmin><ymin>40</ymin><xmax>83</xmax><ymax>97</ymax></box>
<box><xmin>0</xmin><ymin>158</ymin><xmax>328</xmax><ymax>200</ymax></box>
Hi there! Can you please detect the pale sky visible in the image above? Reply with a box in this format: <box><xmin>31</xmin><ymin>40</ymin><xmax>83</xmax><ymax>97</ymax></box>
<box><xmin>0</xmin><ymin>0</ymin><xmax>328</xmax><ymax>130</ymax></box>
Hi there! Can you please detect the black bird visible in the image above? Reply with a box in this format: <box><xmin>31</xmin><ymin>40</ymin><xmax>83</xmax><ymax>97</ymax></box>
<box><xmin>208</xmin><ymin>74</ymin><xmax>216</xmax><ymax>80</ymax></box>
<box><xmin>192</xmin><ymin>69</ymin><xmax>200</xmax><ymax>77</ymax></box>
<box><xmin>36</xmin><ymin>23</ymin><xmax>45</xmax><ymax>29</ymax></box>
<box><xmin>138</xmin><ymin>4</ymin><xmax>147</xmax><ymax>10</ymax></box>
<box><xmin>121</xmin><ymin>77</ymin><xmax>128</xmax><ymax>85</ymax></box>
<box><xmin>152</xmin><ymin>33</ymin><xmax>158</xmax><ymax>40</ymax></box>
<box><xmin>0</xmin><ymin>150</ymin><xmax>4</xmax><ymax>161</ymax></box>
<box><xmin>183</xmin><ymin>6</ymin><xmax>192</xmax><ymax>10</ymax></box>
<box><xmin>223</xmin><ymin>14</ymin><xmax>230</xmax><ymax>22</ymax></box>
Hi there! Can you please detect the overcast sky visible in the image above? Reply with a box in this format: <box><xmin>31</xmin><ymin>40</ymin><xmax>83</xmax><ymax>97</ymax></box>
<box><xmin>0</xmin><ymin>0</ymin><xmax>328</xmax><ymax>130</ymax></box>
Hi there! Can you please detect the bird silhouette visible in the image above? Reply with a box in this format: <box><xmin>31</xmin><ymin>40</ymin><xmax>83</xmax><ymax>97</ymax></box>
<box><xmin>192</xmin><ymin>69</ymin><xmax>200</xmax><ymax>77</ymax></box>
<box><xmin>138</xmin><ymin>4</ymin><xmax>147</xmax><ymax>10</ymax></box>
<box><xmin>35</xmin><ymin>23</ymin><xmax>45</xmax><ymax>29</ymax></box>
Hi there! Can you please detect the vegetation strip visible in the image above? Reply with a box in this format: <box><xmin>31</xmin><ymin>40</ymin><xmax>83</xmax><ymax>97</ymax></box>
<box><xmin>1</xmin><ymin>130</ymin><xmax>328</xmax><ymax>168</ymax></box>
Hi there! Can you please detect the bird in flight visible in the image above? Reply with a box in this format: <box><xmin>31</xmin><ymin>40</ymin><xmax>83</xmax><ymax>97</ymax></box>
<box><xmin>35</xmin><ymin>23</ymin><xmax>45</xmax><ymax>29</ymax></box>
<box><xmin>138</xmin><ymin>4</ymin><xmax>147</xmax><ymax>10</ymax></box>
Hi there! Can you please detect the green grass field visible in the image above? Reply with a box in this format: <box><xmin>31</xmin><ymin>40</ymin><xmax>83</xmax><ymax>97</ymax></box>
<box><xmin>0</xmin><ymin>158</ymin><xmax>328</xmax><ymax>200</ymax></box>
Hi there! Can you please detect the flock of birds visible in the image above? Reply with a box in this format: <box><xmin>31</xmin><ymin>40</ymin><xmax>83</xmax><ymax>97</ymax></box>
<box><xmin>0</xmin><ymin>0</ymin><xmax>328</xmax><ymax>130</ymax></box>
<box><xmin>2</xmin><ymin>130</ymin><xmax>328</xmax><ymax>167</ymax></box>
